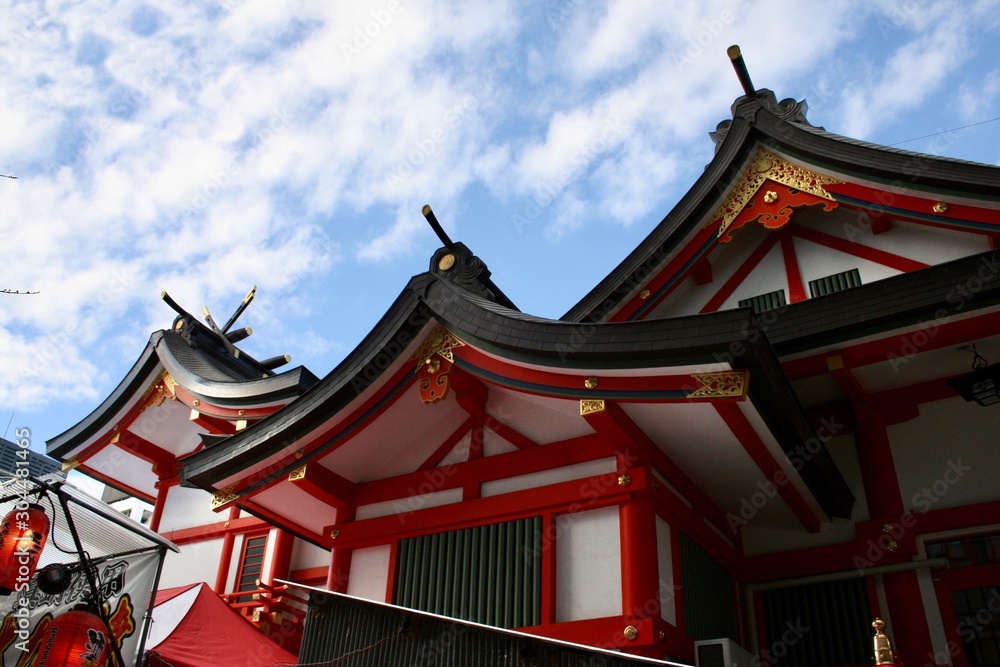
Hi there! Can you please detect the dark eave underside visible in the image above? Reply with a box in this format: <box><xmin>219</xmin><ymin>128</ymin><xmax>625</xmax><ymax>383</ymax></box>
<box><xmin>766</xmin><ymin>248</ymin><xmax>1000</xmax><ymax>356</ymax></box>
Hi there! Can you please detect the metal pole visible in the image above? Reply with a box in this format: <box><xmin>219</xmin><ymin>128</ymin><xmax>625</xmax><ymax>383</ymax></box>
<box><xmin>57</xmin><ymin>488</ymin><xmax>129</xmax><ymax>667</ymax></box>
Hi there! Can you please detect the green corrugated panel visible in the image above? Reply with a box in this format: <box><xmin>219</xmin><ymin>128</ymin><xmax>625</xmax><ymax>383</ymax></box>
<box><xmin>738</xmin><ymin>289</ymin><xmax>787</xmax><ymax>313</ymax></box>
<box><xmin>395</xmin><ymin>517</ymin><xmax>541</xmax><ymax>629</ymax></box>
<box><xmin>809</xmin><ymin>268</ymin><xmax>862</xmax><ymax>298</ymax></box>
<box><xmin>679</xmin><ymin>532</ymin><xmax>738</xmax><ymax>641</ymax></box>
<box><xmin>761</xmin><ymin>578</ymin><xmax>870</xmax><ymax>667</ymax></box>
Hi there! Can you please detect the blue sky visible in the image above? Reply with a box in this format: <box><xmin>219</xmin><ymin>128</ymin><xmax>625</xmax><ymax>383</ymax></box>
<box><xmin>2</xmin><ymin>0</ymin><xmax>1000</xmax><ymax>451</ymax></box>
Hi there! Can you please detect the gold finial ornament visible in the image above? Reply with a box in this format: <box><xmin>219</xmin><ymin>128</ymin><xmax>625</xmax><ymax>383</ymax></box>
<box><xmin>872</xmin><ymin>618</ymin><xmax>897</xmax><ymax>665</ymax></box>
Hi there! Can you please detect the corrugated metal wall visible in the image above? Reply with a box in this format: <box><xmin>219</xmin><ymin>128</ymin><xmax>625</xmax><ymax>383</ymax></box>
<box><xmin>298</xmin><ymin>591</ymin><xmax>668</xmax><ymax>666</ymax></box>
<box><xmin>395</xmin><ymin>516</ymin><xmax>542</xmax><ymax>628</ymax></box>
<box><xmin>808</xmin><ymin>268</ymin><xmax>863</xmax><ymax>298</ymax></box>
<box><xmin>679</xmin><ymin>532</ymin><xmax>738</xmax><ymax>642</ymax></box>
<box><xmin>760</xmin><ymin>578</ymin><xmax>870</xmax><ymax>667</ymax></box>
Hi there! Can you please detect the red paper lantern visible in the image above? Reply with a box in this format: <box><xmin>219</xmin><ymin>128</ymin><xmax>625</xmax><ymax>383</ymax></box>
<box><xmin>31</xmin><ymin>605</ymin><xmax>111</xmax><ymax>667</ymax></box>
<box><xmin>0</xmin><ymin>503</ymin><xmax>50</xmax><ymax>595</ymax></box>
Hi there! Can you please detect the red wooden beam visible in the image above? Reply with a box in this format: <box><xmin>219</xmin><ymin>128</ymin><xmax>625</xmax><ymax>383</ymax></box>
<box><xmin>325</xmin><ymin>468</ymin><xmax>642</xmax><ymax>549</ymax></box>
<box><xmin>781</xmin><ymin>234</ymin><xmax>807</xmax><ymax>303</ymax></box>
<box><xmin>713</xmin><ymin>402</ymin><xmax>821</xmax><ymax>533</ymax></box>
<box><xmin>610</xmin><ymin>222</ymin><xmax>720</xmax><ymax>322</ymax></box>
<box><xmin>189</xmin><ymin>410</ymin><xmax>237</xmax><ymax>435</ymax></box>
<box><xmin>700</xmin><ymin>233</ymin><xmax>782</xmax><ymax>313</ymax></box>
<box><xmin>114</xmin><ymin>430</ymin><xmax>178</xmax><ymax>478</ymax></box>
<box><xmin>781</xmin><ymin>310</ymin><xmax>1000</xmax><ymax>380</ymax></box>
<box><xmin>203</xmin><ymin>363</ymin><xmax>417</xmax><ymax>507</ymax></box>
<box><xmin>691</xmin><ymin>255</ymin><xmax>714</xmax><ymax>285</ymax></box>
<box><xmin>581</xmin><ymin>401</ymin><xmax>733</xmax><ymax>538</ymax></box>
<box><xmin>417</xmin><ymin>416</ymin><xmax>475</xmax><ymax>471</ymax></box>
<box><xmin>290</xmin><ymin>463</ymin><xmax>356</xmax><ymax>510</ymax></box>
<box><xmin>354</xmin><ymin>434</ymin><xmax>611</xmax><ymax>506</ymax></box>
<box><xmin>790</xmin><ymin>226</ymin><xmax>929</xmax><ymax>273</ymax></box>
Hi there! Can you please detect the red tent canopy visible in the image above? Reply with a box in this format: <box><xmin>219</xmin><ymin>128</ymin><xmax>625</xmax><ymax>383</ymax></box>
<box><xmin>145</xmin><ymin>583</ymin><xmax>297</xmax><ymax>667</ymax></box>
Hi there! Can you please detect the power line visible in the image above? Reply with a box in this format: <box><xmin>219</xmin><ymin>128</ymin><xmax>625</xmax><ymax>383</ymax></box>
<box><xmin>888</xmin><ymin>115</ymin><xmax>1000</xmax><ymax>147</ymax></box>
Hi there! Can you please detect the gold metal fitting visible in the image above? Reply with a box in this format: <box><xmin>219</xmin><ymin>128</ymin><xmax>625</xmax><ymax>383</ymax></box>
<box><xmin>192</xmin><ymin>399</ymin><xmax>200</xmax><ymax>407</ymax></box>
<box><xmin>624</xmin><ymin>625</ymin><xmax>639</xmax><ymax>641</ymax></box>
<box><xmin>238</xmin><ymin>409</ymin><xmax>246</xmax><ymax>416</ymax></box>
<box><xmin>618</xmin><ymin>474</ymin><xmax>632</xmax><ymax>487</ymax></box>
<box><xmin>330</xmin><ymin>529</ymin><xmax>340</xmax><ymax>540</ymax></box>
<box><xmin>295</xmin><ymin>448</ymin><xmax>304</xmax><ymax>459</ymax></box>
<box><xmin>584</xmin><ymin>376</ymin><xmax>598</xmax><ymax>389</ymax></box>
<box><xmin>639</xmin><ymin>289</ymin><xmax>650</xmax><ymax>300</ymax></box>
<box><xmin>932</xmin><ymin>202</ymin><xmax>948</xmax><ymax>214</ymax></box>
<box><xmin>438</xmin><ymin>253</ymin><xmax>456</xmax><ymax>271</ymax></box>
<box><xmin>882</xmin><ymin>522</ymin><xmax>894</xmax><ymax>533</ymax></box>
<box><xmin>886</xmin><ymin>541</ymin><xmax>897</xmax><ymax>551</ymax></box>
<box><xmin>872</xmin><ymin>618</ymin><xmax>896</xmax><ymax>665</ymax></box>
<box><xmin>659</xmin><ymin>629</ymin><xmax>666</xmax><ymax>642</ymax></box>
<box><xmin>763</xmin><ymin>190</ymin><xmax>778</xmax><ymax>204</ymax></box>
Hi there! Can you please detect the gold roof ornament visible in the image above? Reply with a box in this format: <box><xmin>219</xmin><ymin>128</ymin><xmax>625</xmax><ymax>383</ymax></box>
<box><xmin>872</xmin><ymin>618</ymin><xmax>897</xmax><ymax>665</ymax></box>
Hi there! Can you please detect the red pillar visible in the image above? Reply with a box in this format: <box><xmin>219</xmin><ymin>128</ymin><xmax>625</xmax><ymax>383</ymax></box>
<box><xmin>149</xmin><ymin>476</ymin><xmax>177</xmax><ymax>533</ymax></box>
<box><xmin>619</xmin><ymin>471</ymin><xmax>662</xmax><ymax>658</ymax></box>
<box><xmin>266</xmin><ymin>529</ymin><xmax>294</xmax><ymax>586</ymax></box>
<box><xmin>326</xmin><ymin>507</ymin><xmax>355</xmax><ymax>593</ymax></box>
<box><xmin>855</xmin><ymin>404</ymin><xmax>937</xmax><ymax>667</ymax></box>
<box><xmin>214</xmin><ymin>507</ymin><xmax>241</xmax><ymax>594</ymax></box>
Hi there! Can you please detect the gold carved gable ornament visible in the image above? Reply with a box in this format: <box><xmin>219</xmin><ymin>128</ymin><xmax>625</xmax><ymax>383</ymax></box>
<box><xmin>711</xmin><ymin>148</ymin><xmax>842</xmax><ymax>242</ymax></box>
<box><xmin>411</xmin><ymin>325</ymin><xmax>467</xmax><ymax>404</ymax></box>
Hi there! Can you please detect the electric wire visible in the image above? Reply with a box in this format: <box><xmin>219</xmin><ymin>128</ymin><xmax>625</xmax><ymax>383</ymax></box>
<box><xmin>887</xmin><ymin>115</ymin><xmax>1000</xmax><ymax>146</ymax></box>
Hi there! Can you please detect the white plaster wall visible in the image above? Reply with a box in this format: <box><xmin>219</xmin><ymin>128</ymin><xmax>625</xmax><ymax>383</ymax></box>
<box><xmin>655</xmin><ymin>516</ymin><xmax>676</xmax><ymax>626</ymax></box>
<box><xmin>291</xmin><ymin>537</ymin><xmax>331</xmax><ymax>571</ymax></box>
<box><xmin>890</xmin><ymin>398</ymin><xmax>1000</xmax><ymax>513</ymax></box>
<box><xmin>157</xmin><ymin>484</ymin><xmax>220</xmax><ymax>532</ymax></box>
<box><xmin>798</xmin><ymin>213</ymin><xmax>991</xmax><ymax>268</ymax></box>
<box><xmin>347</xmin><ymin>545</ymin><xmax>391</xmax><ymax>602</ymax></box>
<box><xmin>481</xmin><ymin>458</ymin><xmax>617</xmax><ymax>498</ymax></box>
<box><xmin>355</xmin><ymin>487</ymin><xmax>463</xmax><ymax>521</ymax></box>
<box><xmin>158</xmin><ymin>537</ymin><xmax>223</xmax><ymax>589</ymax></box>
<box><xmin>556</xmin><ymin>505</ymin><xmax>622</xmax><ymax>622</ymax></box>
<box><xmin>719</xmin><ymin>242</ymin><xmax>787</xmax><ymax>311</ymax></box>
<box><xmin>792</xmin><ymin>236</ymin><xmax>900</xmax><ymax>288</ymax></box>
